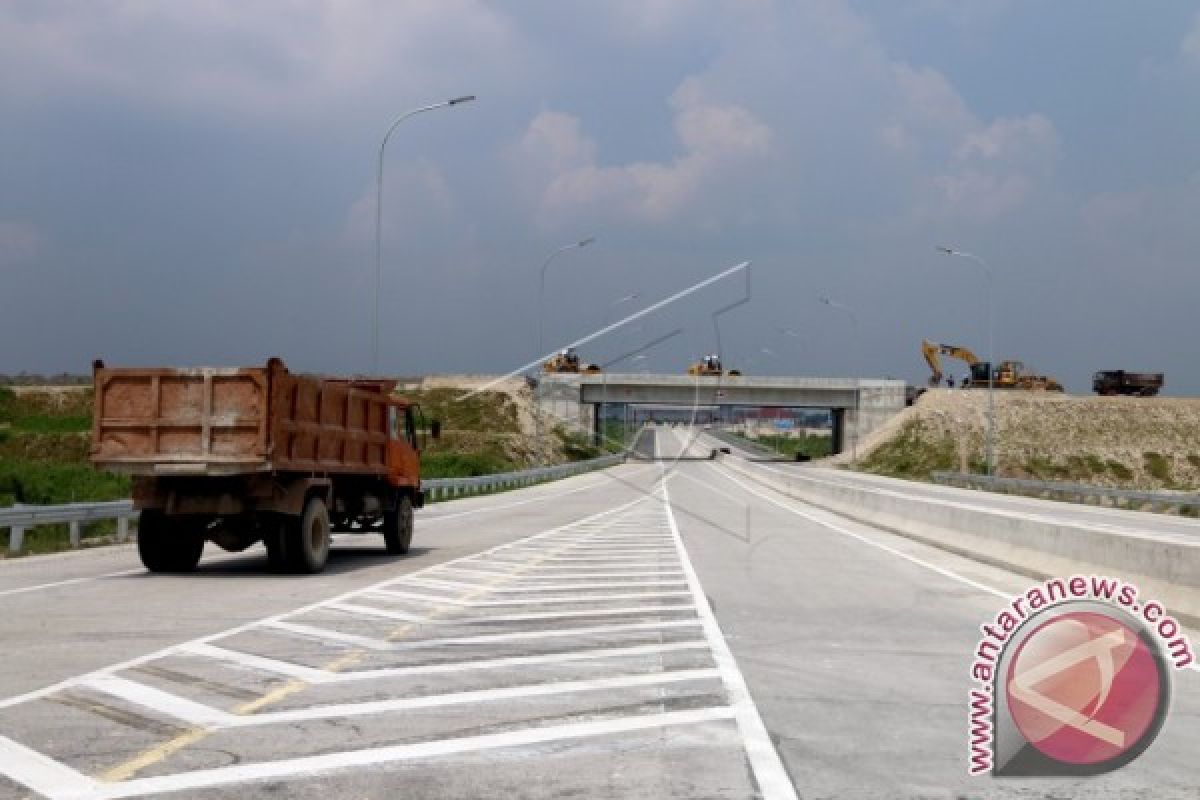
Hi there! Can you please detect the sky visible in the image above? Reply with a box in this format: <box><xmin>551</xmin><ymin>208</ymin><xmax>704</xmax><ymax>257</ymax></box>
<box><xmin>2</xmin><ymin>1</ymin><xmax>1199</xmax><ymax>394</ymax></box>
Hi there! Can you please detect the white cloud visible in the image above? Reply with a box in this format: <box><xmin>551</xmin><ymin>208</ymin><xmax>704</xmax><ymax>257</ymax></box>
<box><xmin>0</xmin><ymin>2</ymin><xmax>526</xmax><ymax>123</ymax></box>
<box><xmin>516</xmin><ymin>80</ymin><xmax>771</xmax><ymax>227</ymax></box>
<box><xmin>956</xmin><ymin>114</ymin><xmax>1057</xmax><ymax>164</ymax></box>
<box><xmin>1183</xmin><ymin>11</ymin><xmax>1200</xmax><ymax>64</ymax></box>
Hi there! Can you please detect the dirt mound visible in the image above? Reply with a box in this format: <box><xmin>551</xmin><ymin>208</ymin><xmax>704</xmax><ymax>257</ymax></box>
<box><xmin>850</xmin><ymin>389</ymin><xmax>1200</xmax><ymax>489</ymax></box>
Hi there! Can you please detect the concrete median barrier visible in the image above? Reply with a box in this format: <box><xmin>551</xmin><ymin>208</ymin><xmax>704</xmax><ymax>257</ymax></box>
<box><xmin>714</xmin><ymin>453</ymin><xmax>1200</xmax><ymax>623</ymax></box>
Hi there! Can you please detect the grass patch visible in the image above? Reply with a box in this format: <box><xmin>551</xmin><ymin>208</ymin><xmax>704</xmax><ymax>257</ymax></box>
<box><xmin>1106</xmin><ymin>460</ymin><xmax>1134</xmax><ymax>481</ymax></box>
<box><xmin>420</xmin><ymin>451</ymin><xmax>516</xmax><ymax>479</ymax></box>
<box><xmin>554</xmin><ymin>429</ymin><xmax>604</xmax><ymax>461</ymax></box>
<box><xmin>1024</xmin><ymin>457</ymin><xmax>1072</xmax><ymax>481</ymax></box>
<box><xmin>403</xmin><ymin>388</ymin><xmax>520</xmax><ymax>435</ymax></box>
<box><xmin>743</xmin><ymin>433</ymin><xmax>833</xmax><ymax>460</ymax></box>
<box><xmin>858</xmin><ymin>419</ymin><xmax>957</xmax><ymax>480</ymax></box>
<box><xmin>0</xmin><ymin>459</ymin><xmax>129</xmax><ymax>506</ymax></box>
<box><xmin>1143</xmin><ymin>452</ymin><xmax>1172</xmax><ymax>484</ymax></box>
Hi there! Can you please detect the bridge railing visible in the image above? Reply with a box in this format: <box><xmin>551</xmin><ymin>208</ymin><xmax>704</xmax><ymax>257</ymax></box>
<box><xmin>930</xmin><ymin>471</ymin><xmax>1200</xmax><ymax>514</ymax></box>
<box><xmin>1</xmin><ymin>453</ymin><xmax>628</xmax><ymax>555</ymax></box>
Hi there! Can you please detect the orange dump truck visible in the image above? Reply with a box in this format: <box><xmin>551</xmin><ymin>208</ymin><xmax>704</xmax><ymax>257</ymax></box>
<box><xmin>90</xmin><ymin>358</ymin><xmax>436</xmax><ymax>574</ymax></box>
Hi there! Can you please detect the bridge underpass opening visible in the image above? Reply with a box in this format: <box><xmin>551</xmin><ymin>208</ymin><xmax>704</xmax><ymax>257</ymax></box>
<box><xmin>593</xmin><ymin>402</ymin><xmax>841</xmax><ymax>456</ymax></box>
<box><xmin>547</xmin><ymin>373</ymin><xmax>907</xmax><ymax>458</ymax></box>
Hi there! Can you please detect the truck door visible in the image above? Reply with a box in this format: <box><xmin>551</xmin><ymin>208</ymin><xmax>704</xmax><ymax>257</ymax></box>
<box><xmin>386</xmin><ymin>405</ymin><xmax>420</xmax><ymax>489</ymax></box>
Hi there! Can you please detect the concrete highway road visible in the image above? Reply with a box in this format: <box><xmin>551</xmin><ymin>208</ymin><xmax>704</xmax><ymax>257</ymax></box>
<box><xmin>1</xmin><ymin>429</ymin><xmax>1198</xmax><ymax>798</ymax></box>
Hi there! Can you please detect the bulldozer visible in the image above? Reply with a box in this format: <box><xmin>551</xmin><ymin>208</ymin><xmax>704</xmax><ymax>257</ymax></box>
<box><xmin>687</xmin><ymin>354</ymin><xmax>741</xmax><ymax>377</ymax></box>
<box><xmin>921</xmin><ymin>339</ymin><xmax>1063</xmax><ymax>391</ymax></box>
<box><xmin>543</xmin><ymin>347</ymin><xmax>601</xmax><ymax>374</ymax></box>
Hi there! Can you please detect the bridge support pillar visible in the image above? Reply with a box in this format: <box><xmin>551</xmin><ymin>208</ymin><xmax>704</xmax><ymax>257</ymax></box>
<box><xmin>831</xmin><ymin>409</ymin><xmax>846</xmax><ymax>455</ymax></box>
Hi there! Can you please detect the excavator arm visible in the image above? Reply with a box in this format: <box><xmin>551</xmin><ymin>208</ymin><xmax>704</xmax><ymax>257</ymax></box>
<box><xmin>922</xmin><ymin>340</ymin><xmax>981</xmax><ymax>387</ymax></box>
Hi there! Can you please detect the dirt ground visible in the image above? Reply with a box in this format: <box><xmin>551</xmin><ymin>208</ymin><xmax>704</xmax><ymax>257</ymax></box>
<box><xmin>842</xmin><ymin>389</ymin><xmax>1200</xmax><ymax>489</ymax></box>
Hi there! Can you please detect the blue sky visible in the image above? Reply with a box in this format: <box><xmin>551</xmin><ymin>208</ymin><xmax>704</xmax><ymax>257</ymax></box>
<box><xmin>2</xmin><ymin>1</ymin><xmax>1199</xmax><ymax>393</ymax></box>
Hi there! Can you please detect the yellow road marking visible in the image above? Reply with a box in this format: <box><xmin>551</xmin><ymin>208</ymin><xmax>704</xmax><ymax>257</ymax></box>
<box><xmin>96</xmin><ymin>524</ymin><xmax>614</xmax><ymax>782</ymax></box>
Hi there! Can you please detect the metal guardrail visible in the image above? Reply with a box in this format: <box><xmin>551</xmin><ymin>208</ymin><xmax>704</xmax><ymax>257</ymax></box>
<box><xmin>0</xmin><ymin>453</ymin><xmax>628</xmax><ymax>554</ymax></box>
<box><xmin>931</xmin><ymin>471</ymin><xmax>1200</xmax><ymax>514</ymax></box>
<box><xmin>423</xmin><ymin>453</ymin><xmax>626</xmax><ymax>501</ymax></box>
<box><xmin>0</xmin><ymin>500</ymin><xmax>137</xmax><ymax>554</ymax></box>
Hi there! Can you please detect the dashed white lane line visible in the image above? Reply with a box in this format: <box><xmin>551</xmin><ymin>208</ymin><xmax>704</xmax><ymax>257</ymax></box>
<box><xmin>0</xmin><ymin>569</ymin><xmax>145</xmax><ymax>599</ymax></box>
<box><xmin>659</xmin><ymin>458</ymin><xmax>800</xmax><ymax>800</ymax></box>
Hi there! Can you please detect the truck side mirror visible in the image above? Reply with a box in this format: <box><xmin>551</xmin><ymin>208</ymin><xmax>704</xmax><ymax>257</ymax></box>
<box><xmin>430</xmin><ymin>419</ymin><xmax>442</xmax><ymax>440</ymax></box>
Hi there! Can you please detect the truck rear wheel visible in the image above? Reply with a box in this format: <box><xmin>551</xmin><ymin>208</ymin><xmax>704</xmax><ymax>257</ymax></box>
<box><xmin>137</xmin><ymin>510</ymin><xmax>204</xmax><ymax>573</ymax></box>
<box><xmin>383</xmin><ymin>495</ymin><xmax>414</xmax><ymax>555</ymax></box>
<box><xmin>286</xmin><ymin>496</ymin><xmax>330</xmax><ymax>573</ymax></box>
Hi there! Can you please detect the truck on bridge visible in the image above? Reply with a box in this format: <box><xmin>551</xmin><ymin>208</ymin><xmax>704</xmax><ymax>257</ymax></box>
<box><xmin>89</xmin><ymin>358</ymin><xmax>436</xmax><ymax>574</ymax></box>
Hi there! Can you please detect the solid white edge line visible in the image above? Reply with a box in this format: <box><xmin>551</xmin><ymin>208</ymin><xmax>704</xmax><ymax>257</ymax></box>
<box><xmin>659</xmin><ymin>461</ymin><xmax>800</xmax><ymax>800</ymax></box>
<box><xmin>709</xmin><ymin>462</ymin><xmax>1011</xmax><ymax>600</ymax></box>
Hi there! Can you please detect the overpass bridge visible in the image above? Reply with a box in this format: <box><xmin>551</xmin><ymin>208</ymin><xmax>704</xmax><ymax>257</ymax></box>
<box><xmin>537</xmin><ymin>372</ymin><xmax>907</xmax><ymax>454</ymax></box>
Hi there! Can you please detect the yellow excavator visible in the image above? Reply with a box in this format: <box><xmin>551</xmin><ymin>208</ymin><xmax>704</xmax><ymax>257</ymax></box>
<box><xmin>921</xmin><ymin>340</ymin><xmax>1063</xmax><ymax>391</ymax></box>
<box><xmin>687</xmin><ymin>354</ymin><xmax>741</xmax><ymax>377</ymax></box>
<box><xmin>543</xmin><ymin>347</ymin><xmax>601</xmax><ymax>374</ymax></box>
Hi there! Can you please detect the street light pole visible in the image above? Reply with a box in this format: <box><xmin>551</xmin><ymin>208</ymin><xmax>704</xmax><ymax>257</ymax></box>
<box><xmin>819</xmin><ymin>297</ymin><xmax>860</xmax><ymax>464</ymax></box>
<box><xmin>373</xmin><ymin>94</ymin><xmax>475</xmax><ymax>374</ymax></box>
<box><xmin>534</xmin><ymin>236</ymin><xmax>595</xmax><ymax>465</ymax></box>
<box><xmin>937</xmin><ymin>246</ymin><xmax>996</xmax><ymax>476</ymax></box>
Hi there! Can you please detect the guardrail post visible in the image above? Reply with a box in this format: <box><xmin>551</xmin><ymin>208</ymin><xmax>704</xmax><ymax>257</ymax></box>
<box><xmin>117</xmin><ymin>516</ymin><xmax>130</xmax><ymax>542</ymax></box>
<box><xmin>9</xmin><ymin>525</ymin><xmax>25</xmax><ymax>554</ymax></box>
<box><xmin>69</xmin><ymin>521</ymin><xmax>81</xmax><ymax>548</ymax></box>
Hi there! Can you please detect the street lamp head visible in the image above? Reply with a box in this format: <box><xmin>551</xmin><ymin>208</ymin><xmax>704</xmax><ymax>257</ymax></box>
<box><xmin>577</xmin><ymin>236</ymin><xmax>596</xmax><ymax>248</ymax></box>
<box><xmin>448</xmin><ymin>95</ymin><xmax>476</xmax><ymax>105</ymax></box>
<box><xmin>936</xmin><ymin>245</ymin><xmax>957</xmax><ymax>255</ymax></box>
<box><xmin>818</xmin><ymin>297</ymin><xmax>832</xmax><ymax>306</ymax></box>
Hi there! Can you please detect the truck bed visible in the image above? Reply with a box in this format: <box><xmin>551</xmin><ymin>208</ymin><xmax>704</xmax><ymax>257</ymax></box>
<box><xmin>91</xmin><ymin>358</ymin><xmax>393</xmax><ymax>476</ymax></box>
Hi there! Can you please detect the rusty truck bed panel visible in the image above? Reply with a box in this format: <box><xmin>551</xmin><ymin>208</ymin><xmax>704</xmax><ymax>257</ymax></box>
<box><xmin>91</xmin><ymin>360</ymin><xmax>391</xmax><ymax>477</ymax></box>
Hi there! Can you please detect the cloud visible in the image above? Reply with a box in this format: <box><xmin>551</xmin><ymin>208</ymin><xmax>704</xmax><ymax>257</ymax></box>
<box><xmin>1183</xmin><ymin>11</ymin><xmax>1200</xmax><ymax>64</ymax></box>
<box><xmin>515</xmin><ymin>79</ymin><xmax>771</xmax><ymax>227</ymax></box>
<box><xmin>0</xmin><ymin>2</ymin><xmax>526</xmax><ymax>123</ymax></box>
<box><xmin>0</xmin><ymin>221</ymin><xmax>42</xmax><ymax>265</ymax></box>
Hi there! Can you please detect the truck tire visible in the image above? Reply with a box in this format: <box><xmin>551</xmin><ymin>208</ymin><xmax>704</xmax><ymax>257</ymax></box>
<box><xmin>383</xmin><ymin>494</ymin><xmax>414</xmax><ymax>555</ymax></box>
<box><xmin>262</xmin><ymin>517</ymin><xmax>289</xmax><ymax>572</ymax></box>
<box><xmin>286</xmin><ymin>496</ymin><xmax>331</xmax><ymax>574</ymax></box>
<box><xmin>137</xmin><ymin>510</ymin><xmax>204</xmax><ymax>573</ymax></box>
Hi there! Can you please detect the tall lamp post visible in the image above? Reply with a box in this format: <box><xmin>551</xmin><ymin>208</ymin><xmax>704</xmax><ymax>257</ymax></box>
<box><xmin>373</xmin><ymin>94</ymin><xmax>476</xmax><ymax>374</ymax></box>
<box><xmin>534</xmin><ymin>236</ymin><xmax>596</xmax><ymax>465</ymax></box>
<box><xmin>819</xmin><ymin>296</ymin><xmax>860</xmax><ymax>464</ymax></box>
<box><xmin>937</xmin><ymin>245</ymin><xmax>995</xmax><ymax>476</ymax></box>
